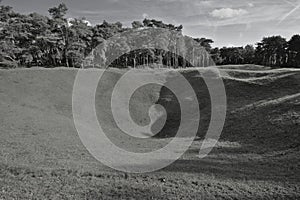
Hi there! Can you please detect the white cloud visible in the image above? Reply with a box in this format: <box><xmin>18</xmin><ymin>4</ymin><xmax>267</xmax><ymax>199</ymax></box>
<box><xmin>67</xmin><ymin>18</ymin><xmax>92</xmax><ymax>27</ymax></box>
<box><xmin>142</xmin><ymin>13</ymin><xmax>149</xmax><ymax>19</ymax></box>
<box><xmin>67</xmin><ymin>18</ymin><xmax>74</xmax><ymax>27</ymax></box>
<box><xmin>83</xmin><ymin>19</ymin><xmax>92</xmax><ymax>26</ymax></box>
<box><xmin>196</xmin><ymin>0</ymin><xmax>213</xmax><ymax>7</ymax></box>
<box><xmin>248</xmin><ymin>3</ymin><xmax>254</xmax><ymax>8</ymax></box>
<box><xmin>210</xmin><ymin>8</ymin><xmax>248</xmax><ymax>19</ymax></box>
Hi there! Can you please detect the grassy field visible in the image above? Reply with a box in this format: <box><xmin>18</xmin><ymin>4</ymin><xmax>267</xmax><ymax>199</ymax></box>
<box><xmin>0</xmin><ymin>65</ymin><xmax>299</xmax><ymax>199</ymax></box>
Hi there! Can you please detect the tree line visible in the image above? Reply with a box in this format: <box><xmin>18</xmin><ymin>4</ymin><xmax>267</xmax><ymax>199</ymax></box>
<box><xmin>0</xmin><ymin>3</ymin><xmax>299</xmax><ymax>68</ymax></box>
<box><xmin>212</xmin><ymin>35</ymin><xmax>300</xmax><ymax>68</ymax></box>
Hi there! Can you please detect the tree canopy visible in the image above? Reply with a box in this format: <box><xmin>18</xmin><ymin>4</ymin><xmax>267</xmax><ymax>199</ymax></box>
<box><xmin>0</xmin><ymin>3</ymin><xmax>299</xmax><ymax>68</ymax></box>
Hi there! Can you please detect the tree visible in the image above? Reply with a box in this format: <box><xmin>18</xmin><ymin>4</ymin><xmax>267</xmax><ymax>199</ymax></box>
<box><xmin>287</xmin><ymin>34</ymin><xmax>300</xmax><ymax>67</ymax></box>
<box><xmin>48</xmin><ymin>3</ymin><xmax>70</xmax><ymax>67</ymax></box>
<box><xmin>243</xmin><ymin>45</ymin><xmax>255</xmax><ymax>64</ymax></box>
<box><xmin>142</xmin><ymin>18</ymin><xmax>183</xmax><ymax>31</ymax></box>
<box><xmin>0</xmin><ymin>2</ymin><xmax>297</xmax><ymax>69</ymax></box>
<box><xmin>210</xmin><ymin>48</ymin><xmax>222</xmax><ymax>65</ymax></box>
<box><xmin>256</xmin><ymin>36</ymin><xmax>287</xmax><ymax>67</ymax></box>
<box><xmin>48</xmin><ymin>3</ymin><xmax>68</xmax><ymax>19</ymax></box>
<box><xmin>132</xmin><ymin>21</ymin><xmax>143</xmax><ymax>29</ymax></box>
<box><xmin>219</xmin><ymin>47</ymin><xmax>245</xmax><ymax>65</ymax></box>
<box><xmin>194</xmin><ymin>38</ymin><xmax>214</xmax><ymax>52</ymax></box>
<box><xmin>68</xmin><ymin>18</ymin><xmax>93</xmax><ymax>67</ymax></box>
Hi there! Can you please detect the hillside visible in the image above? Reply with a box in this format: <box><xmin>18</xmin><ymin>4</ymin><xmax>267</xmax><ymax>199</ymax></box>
<box><xmin>0</xmin><ymin>65</ymin><xmax>299</xmax><ymax>199</ymax></box>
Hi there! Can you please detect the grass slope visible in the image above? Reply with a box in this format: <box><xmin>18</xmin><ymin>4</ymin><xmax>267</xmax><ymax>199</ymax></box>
<box><xmin>0</xmin><ymin>65</ymin><xmax>299</xmax><ymax>199</ymax></box>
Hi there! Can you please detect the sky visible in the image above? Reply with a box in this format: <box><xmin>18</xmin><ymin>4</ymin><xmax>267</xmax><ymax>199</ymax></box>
<box><xmin>3</xmin><ymin>0</ymin><xmax>300</xmax><ymax>47</ymax></box>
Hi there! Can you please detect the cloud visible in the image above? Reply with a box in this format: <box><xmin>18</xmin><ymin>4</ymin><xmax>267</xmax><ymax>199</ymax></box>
<box><xmin>83</xmin><ymin>19</ymin><xmax>92</xmax><ymax>26</ymax></box>
<box><xmin>210</xmin><ymin>8</ymin><xmax>248</xmax><ymax>19</ymax></box>
<box><xmin>196</xmin><ymin>0</ymin><xmax>213</xmax><ymax>7</ymax></box>
<box><xmin>248</xmin><ymin>3</ymin><xmax>254</xmax><ymax>8</ymax></box>
<box><xmin>67</xmin><ymin>18</ymin><xmax>92</xmax><ymax>27</ymax></box>
<box><xmin>142</xmin><ymin>13</ymin><xmax>149</xmax><ymax>19</ymax></box>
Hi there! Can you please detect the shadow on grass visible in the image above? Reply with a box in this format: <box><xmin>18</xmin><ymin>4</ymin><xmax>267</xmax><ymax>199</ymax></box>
<box><xmin>161</xmin><ymin>145</ymin><xmax>300</xmax><ymax>183</ymax></box>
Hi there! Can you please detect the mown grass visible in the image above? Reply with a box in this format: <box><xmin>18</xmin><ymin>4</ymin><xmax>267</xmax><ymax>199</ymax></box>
<box><xmin>0</xmin><ymin>65</ymin><xmax>299</xmax><ymax>199</ymax></box>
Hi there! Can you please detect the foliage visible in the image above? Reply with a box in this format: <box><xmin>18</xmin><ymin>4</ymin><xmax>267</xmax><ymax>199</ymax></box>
<box><xmin>214</xmin><ymin>36</ymin><xmax>299</xmax><ymax>68</ymax></box>
<box><xmin>0</xmin><ymin>3</ymin><xmax>299</xmax><ymax>68</ymax></box>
